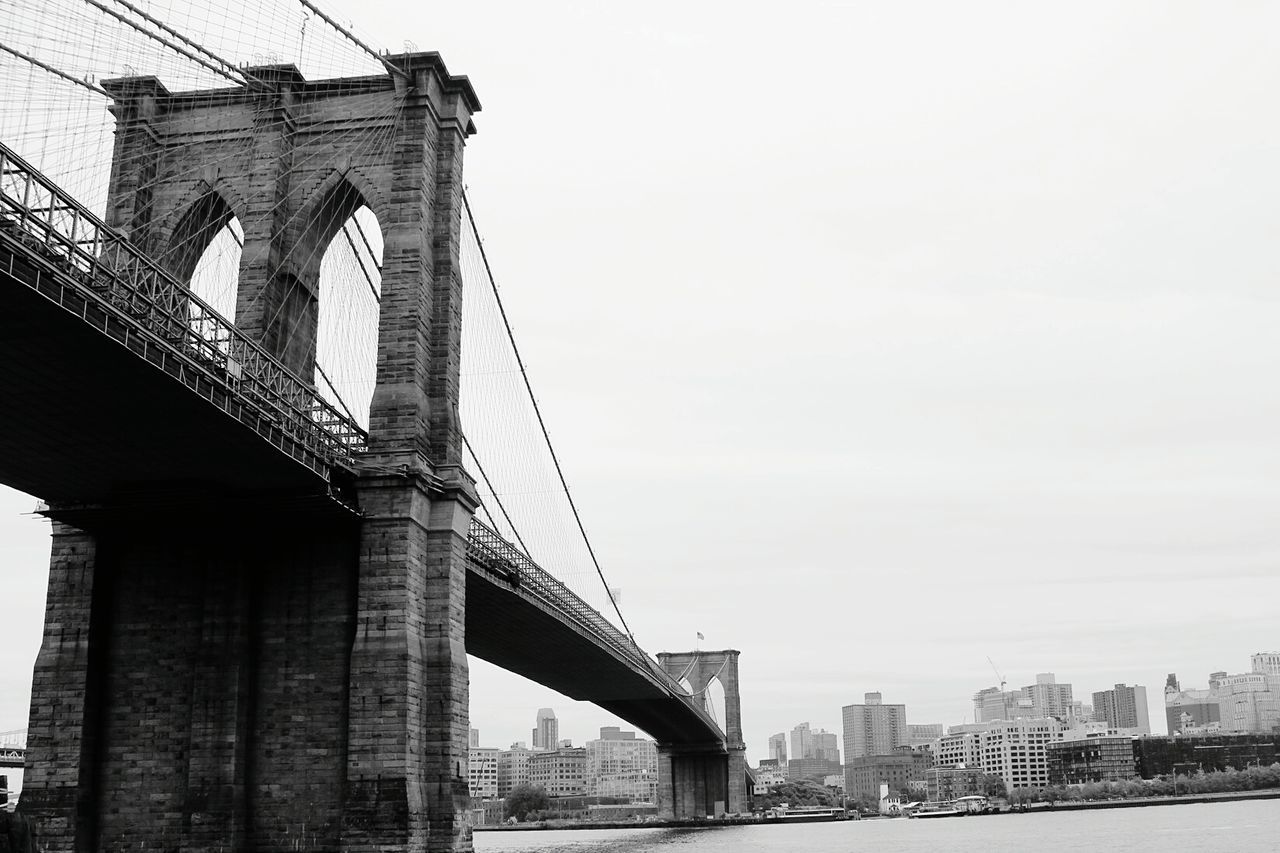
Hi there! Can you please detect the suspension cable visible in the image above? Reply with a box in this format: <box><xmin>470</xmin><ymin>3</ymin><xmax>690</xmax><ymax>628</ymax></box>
<box><xmin>296</xmin><ymin>0</ymin><xmax>407</xmax><ymax>79</ymax></box>
<box><xmin>463</xmin><ymin>433</ymin><xmax>533</xmax><ymax>558</ymax></box>
<box><xmin>0</xmin><ymin>42</ymin><xmax>109</xmax><ymax>97</ymax></box>
<box><xmin>461</xmin><ymin>189</ymin><xmax>637</xmax><ymax>647</ymax></box>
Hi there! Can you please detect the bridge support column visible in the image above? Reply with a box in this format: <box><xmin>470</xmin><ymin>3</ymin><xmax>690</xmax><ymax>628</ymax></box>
<box><xmin>18</xmin><ymin>524</ymin><xmax>100</xmax><ymax>853</ymax></box>
<box><xmin>341</xmin><ymin>474</ymin><xmax>476</xmax><ymax>853</ymax></box>
<box><xmin>656</xmin><ymin>745</ymin><xmax>730</xmax><ymax>819</ymax></box>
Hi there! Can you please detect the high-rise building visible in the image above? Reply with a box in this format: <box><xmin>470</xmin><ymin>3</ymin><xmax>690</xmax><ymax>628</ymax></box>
<box><xmin>1023</xmin><ymin>673</ymin><xmax>1074</xmax><ymax>720</ymax></box>
<box><xmin>908</xmin><ymin>723</ymin><xmax>943</xmax><ymax>748</ymax></box>
<box><xmin>1092</xmin><ymin>684</ymin><xmax>1151</xmax><ymax>735</ymax></box>
<box><xmin>789</xmin><ymin>723</ymin><xmax>840</xmax><ymax>763</ymax></box>
<box><xmin>497</xmin><ymin>745</ymin><xmax>533</xmax><ymax>798</ymax></box>
<box><xmin>584</xmin><ymin>727</ymin><xmax>658</xmax><ymax>803</ymax></box>
<box><xmin>842</xmin><ymin>692</ymin><xmax>907</xmax><ymax>763</ymax></box>
<box><xmin>468</xmin><ymin>746</ymin><xmax>499</xmax><ymax>799</ymax></box>
<box><xmin>768</xmin><ymin>733</ymin><xmax>788</xmax><ymax>767</ymax></box>
<box><xmin>813</xmin><ymin>730</ymin><xmax>840</xmax><ymax>763</ymax></box>
<box><xmin>532</xmin><ymin>708</ymin><xmax>559</xmax><ymax>751</ymax></box>
<box><xmin>973</xmin><ymin>686</ymin><xmax>1026</xmax><ymax>722</ymax></box>
<box><xmin>469</xmin><ymin>728</ymin><xmax>480</xmax><ymax>748</ymax></box>
<box><xmin>790</xmin><ymin>723</ymin><xmax>812</xmax><ymax>763</ymax></box>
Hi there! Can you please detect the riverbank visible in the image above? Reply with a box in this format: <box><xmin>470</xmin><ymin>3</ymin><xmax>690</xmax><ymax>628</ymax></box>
<box><xmin>477</xmin><ymin>788</ymin><xmax>1280</xmax><ymax>832</ymax></box>
<box><xmin>1006</xmin><ymin>787</ymin><xmax>1280</xmax><ymax>814</ymax></box>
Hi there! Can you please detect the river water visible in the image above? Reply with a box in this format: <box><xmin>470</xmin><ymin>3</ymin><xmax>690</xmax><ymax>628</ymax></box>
<box><xmin>473</xmin><ymin>799</ymin><xmax>1278</xmax><ymax>853</ymax></box>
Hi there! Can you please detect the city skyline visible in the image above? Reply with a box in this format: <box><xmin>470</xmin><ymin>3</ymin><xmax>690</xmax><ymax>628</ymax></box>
<box><xmin>3</xmin><ymin>0</ymin><xmax>1280</xmax><ymax>788</ymax></box>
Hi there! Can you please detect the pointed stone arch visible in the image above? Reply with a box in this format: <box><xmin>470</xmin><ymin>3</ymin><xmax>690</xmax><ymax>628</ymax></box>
<box><xmin>159</xmin><ymin>186</ymin><xmax>242</xmax><ymax>285</ymax></box>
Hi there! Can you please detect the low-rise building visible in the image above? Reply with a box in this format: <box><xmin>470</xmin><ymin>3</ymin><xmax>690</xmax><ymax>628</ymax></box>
<box><xmin>754</xmin><ymin>760</ymin><xmax>786</xmax><ymax>791</ymax></box>
<box><xmin>1133</xmin><ymin>734</ymin><xmax>1280</xmax><ymax>779</ymax></box>
<box><xmin>1046</xmin><ymin>735</ymin><xmax>1137</xmax><ymax>786</ymax></box>
<box><xmin>925</xmin><ymin>766</ymin><xmax>986</xmax><ymax>802</ymax></box>
<box><xmin>846</xmin><ymin>747</ymin><xmax>933</xmax><ymax>802</ymax></box>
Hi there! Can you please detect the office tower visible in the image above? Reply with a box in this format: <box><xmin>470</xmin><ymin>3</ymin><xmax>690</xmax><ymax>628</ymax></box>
<box><xmin>532</xmin><ymin>707</ymin><xmax>559</xmax><ymax>751</ymax></box>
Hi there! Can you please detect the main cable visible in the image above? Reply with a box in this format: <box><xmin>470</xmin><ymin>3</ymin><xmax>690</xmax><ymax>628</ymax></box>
<box><xmin>461</xmin><ymin>189</ymin><xmax>638</xmax><ymax>648</ymax></box>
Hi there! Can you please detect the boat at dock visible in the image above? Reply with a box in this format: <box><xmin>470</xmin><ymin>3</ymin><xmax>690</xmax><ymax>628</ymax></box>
<box><xmin>764</xmin><ymin>805</ymin><xmax>848</xmax><ymax>822</ymax></box>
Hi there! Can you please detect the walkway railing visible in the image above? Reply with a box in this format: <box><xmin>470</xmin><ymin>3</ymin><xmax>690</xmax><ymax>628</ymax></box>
<box><xmin>0</xmin><ymin>141</ymin><xmax>366</xmax><ymax>478</ymax></box>
<box><xmin>466</xmin><ymin>518</ymin><xmax>722</xmax><ymax>735</ymax></box>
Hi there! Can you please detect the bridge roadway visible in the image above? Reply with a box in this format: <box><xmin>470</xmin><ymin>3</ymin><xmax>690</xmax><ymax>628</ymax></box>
<box><xmin>0</xmin><ymin>141</ymin><xmax>726</xmax><ymax>749</ymax></box>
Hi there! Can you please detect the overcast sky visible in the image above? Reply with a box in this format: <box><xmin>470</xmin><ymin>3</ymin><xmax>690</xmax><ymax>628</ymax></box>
<box><xmin>4</xmin><ymin>0</ymin><xmax>1280</xmax><ymax>759</ymax></box>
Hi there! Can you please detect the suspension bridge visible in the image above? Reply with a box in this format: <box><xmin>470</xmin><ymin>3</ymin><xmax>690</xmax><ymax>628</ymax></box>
<box><xmin>0</xmin><ymin>1</ymin><xmax>747</xmax><ymax>850</ymax></box>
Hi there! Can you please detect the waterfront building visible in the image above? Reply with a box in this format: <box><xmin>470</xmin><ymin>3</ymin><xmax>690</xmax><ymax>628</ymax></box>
<box><xmin>1046</xmin><ymin>735</ymin><xmax>1137</xmax><ymax>785</ymax></box>
<box><xmin>1023</xmin><ymin>673</ymin><xmax>1074</xmax><ymax>720</ymax></box>
<box><xmin>497</xmin><ymin>745</ymin><xmax>533</xmax><ymax>798</ymax></box>
<box><xmin>468</xmin><ymin>746</ymin><xmax>499</xmax><ymax>799</ymax></box>
<box><xmin>1133</xmin><ymin>733</ymin><xmax>1280</xmax><ymax>778</ymax></box>
<box><xmin>845</xmin><ymin>747</ymin><xmax>933</xmax><ymax>802</ymax></box>
<box><xmin>926</xmin><ymin>766</ymin><xmax>986</xmax><ymax>801</ymax></box>
<box><xmin>978</xmin><ymin>717</ymin><xmax>1064</xmax><ymax>794</ymax></box>
<box><xmin>842</xmin><ymin>692</ymin><xmax>907</xmax><ymax>761</ymax></box>
<box><xmin>528</xmin><ymin>747</ymin><xmax>587</xmax><ymax>797</ymax></box>
<box><xmin>908</xmin><ymin>723</ymin><xmax>943</xmax><ymax>748</ymax></box>
<box><xmin>1092</xmin><ymin>684</ymin><xmax>1151</xmax><ymax>735</ymax></box>
<box><xmin>584</xmin><ymin>726</ymin><xmax>657</xmax><ymax>803</ymax></box>
<box><xmin>532</xmin><ymin>708</ymin><xmax>559</xmax><ymax>751</ymax></box>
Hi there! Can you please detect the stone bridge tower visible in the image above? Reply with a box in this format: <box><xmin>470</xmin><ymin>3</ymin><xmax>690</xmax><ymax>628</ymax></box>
<box><xmin>655</xmin><ymin>649</ymin><xmax>749</xmax><ymax>817</ymax></box>
<box><xmin>20</xmin><ymin>55</ymin><xmax>483</xmax><ymax>853</ymax></box>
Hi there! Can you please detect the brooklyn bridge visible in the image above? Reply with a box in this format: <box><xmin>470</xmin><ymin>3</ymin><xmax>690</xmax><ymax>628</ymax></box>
<box><xmin>0</xmin><ymin>1</ymin><xmax>748</xmax><ymax>849</ymax></box>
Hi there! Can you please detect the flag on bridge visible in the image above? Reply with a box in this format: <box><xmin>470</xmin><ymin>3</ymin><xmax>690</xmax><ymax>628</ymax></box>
<box><xmin>697</xmin><ymin>632</ymin><xmax>704</xmax><ymax>640</ymax></box>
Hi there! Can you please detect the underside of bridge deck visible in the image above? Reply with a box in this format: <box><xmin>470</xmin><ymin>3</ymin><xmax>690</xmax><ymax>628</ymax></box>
<box><xmin>0</xmin><ymin>237</ymin><xmax>351</xmax><ymax>512</ymax></box>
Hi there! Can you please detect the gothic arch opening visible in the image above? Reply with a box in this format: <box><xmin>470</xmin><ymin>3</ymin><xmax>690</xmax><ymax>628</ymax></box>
<box><xmin>314</xmin><ymin>203</ymin><xmax>383</xmax><ymax>429</ymax></box>
<box><xmin>703</xmin><ymin>675</ymin><xmax>727</xmax><ymax>732</ymax></box>
<box><xmin>167</xmin><ymin>190</ymin><xmax>241</xmax><ymax>322</ymax></box>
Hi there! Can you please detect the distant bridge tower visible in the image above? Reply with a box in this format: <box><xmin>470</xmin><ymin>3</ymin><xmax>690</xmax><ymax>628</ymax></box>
<box><xmin>655</xmin><ymin>649</ymin><xmax>749</xmax><ymax>817</ymax></box>
<box><xmin>20</xmin><ymin>55</ymin><xmax>482</xmax><ymax>853</ymax></box>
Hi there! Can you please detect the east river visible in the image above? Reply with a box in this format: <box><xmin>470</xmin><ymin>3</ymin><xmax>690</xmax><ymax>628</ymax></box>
<box><xmin>473</xmin><ymin>799</ymin><xmax>1278</xmax><ymax>853</ymax></box>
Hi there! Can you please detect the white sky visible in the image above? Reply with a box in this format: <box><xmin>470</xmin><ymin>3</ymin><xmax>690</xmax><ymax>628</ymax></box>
<box><xmin>4</xmin><ymin>0</ymin><xmax>1280</xmax><ymax>760</ymax></box>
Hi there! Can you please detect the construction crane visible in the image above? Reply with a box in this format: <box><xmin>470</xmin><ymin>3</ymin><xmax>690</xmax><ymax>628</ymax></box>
<box><xmin>987</xmin><ymin>657</ymin><xmax>1011</xmax><ymax>721</ymax></box>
